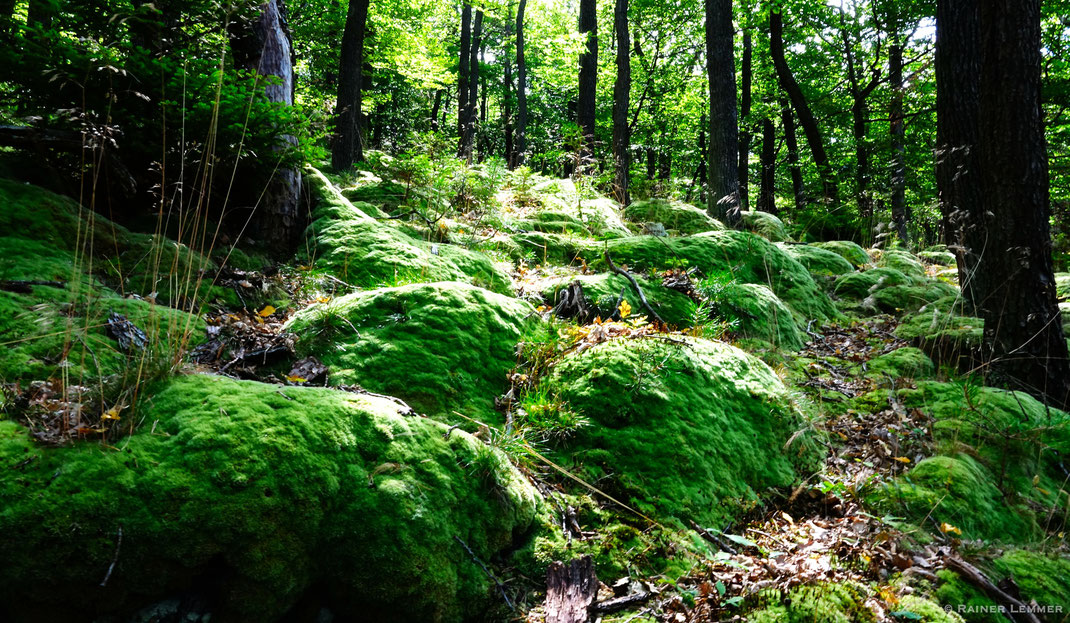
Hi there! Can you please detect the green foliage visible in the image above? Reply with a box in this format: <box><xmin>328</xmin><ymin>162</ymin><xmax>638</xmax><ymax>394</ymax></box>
<box><xmin>747</xmin><ymin>583</ymin><xmax>876</xmax><ymax>623</ymax></box>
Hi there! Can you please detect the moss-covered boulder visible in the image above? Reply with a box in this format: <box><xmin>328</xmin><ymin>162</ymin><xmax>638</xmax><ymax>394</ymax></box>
<box><xmin>545</xmin><ymin>337</ymin><xmax>817</xmax><ymax>525</ymax></box>
<box><xmin>777</xmin><ymin>243</ymin><xmax>855</xmax><ymax>278</ymax></box>
<box><xmin>877</xmin><ymin>248</ymin><xmax>927</xmax><ymax>280</ymax></box>
<box><xmin>531</xmin><ymin>178</ymin><xmax>631</xmax><ymax>237</ymax></box>
<box><xmin>896</xmin><ymin>301</ymin><xmax>983</xmax><ymax>369</ymax></box>
<box><xmin>746</xmin><ymin>583</ymin><xmax>877</xmax><ymax>623</ymax></box>
<box><xmin>867</xmin><ymin>281</ymin><xmax>959</xmax><ymax>314</ymax></box>
<box><xmin>816</xmin><ymin>241</ymin><xmax>871</xmax><ymax>267</ymax></box>
<box><xmin>0</xmin><ymin>374</ymin><xmax>540</xmax><ymax>623</ymax></box>
<box><xmin>833</xmin><ymin>262</ymin><xmax>957</xmax><ymax>315</ymax></box>
<box><xmin>306</xmin><ymin>168</ymin><xmax>510</xmax><ymax>293</ymax></box>
<box><xmin>542</xmin><ymin>273</ymin><xmax>695</xmax><ymax>328</ymax></box>
<box><xmin>741</xmin><ymin>210</ymin><xmax>791</xmax><ymax>242</ymax></box>
<box><xmin>1056</xmin><ymin>272</ymin><xmax>1070</xmax><ymax>299</ymax></box>
<box><xmin>513</xmin><ymin>211</ymin><xmax>592</xmax><ymax>236</ymax></box>
<box><xmin>715</xmin><ymin>282</ymin><xmax>806</xmax><ymax>350</ymax></box>
<box><xmin>865</xmin><ymin>346</ymin><xmax>935</xmax><ymax>379</ymax></box>
<box><xmin>833</xmin><ymin>267</ymin><xmax>911</xmax><ymax>299</ymax></box>
<box><xmin>288</xmin><ymin>281</ymin><xmax>536</xmax><ymax>424</ymax></box>
<box><xmin>622</xmin><ymin>198</ymin><xmax>725</xmax><ymax>235</ymax></box>
<box><xmin>578</xmin><ymin>230</ymin><xmax>840</xmax><ymax>324</ymax></box>
<box><xmin>919</xmin><ymin>250</ymin><xmax>957</xmax><ymax>267</ymax></box>
<box><xmin>872</xmin><ymin>381</ymin><xmax>1070</xmax><ymax>542</ymax></box>
<box><xmin>340</xmin><ymin>179</ymin><xmax>407</xmax><ymax>214</ymax></box>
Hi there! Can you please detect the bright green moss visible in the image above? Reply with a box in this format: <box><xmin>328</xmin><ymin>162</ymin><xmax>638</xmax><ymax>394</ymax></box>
<box><xmin>545</xmin><ymin>337</ymin><xmax>817</xmax><ymax>526</ymax></box>
<box><xmin>919</xmin><ymin>250</ymin><xmax>957</xmax><ymax>267</ymax></box>
<box><xmin>816</xmin><ymin>241</ymin><xmax>871</xmax><ymax>267</ymax></box>
<box><xmin>1056</xmin><ymin>273</ymin><xmax>1069</xmax><ymax>299</ymax></box>
<box><xmin>834</xmin><ymin>268</ymin><xmax>911</xmax><ymax>299</ymax></box>
<box><xmin>895</xmin><ymin>302</ymin><xmax>983</xmax><ymax>368</ymax></box>
<box><xmin>510</xmin><ymin>230</ymin><xmax>587</xmax><ymax>265</ymax></box>
<box><xmin>531</xmin><ymin>178</ymin><xmax>631</xmax><ymax>237</ymax></box>
<box><xmin>868</xmin><ymin>282</ymin><xmax>959</xmax><ymax>314</ymax></box>
<box><xmin>866</xmin><ymin>347</ymin><xmax>935</xmax><ymax>379</ymax></box>
<box><xmin>741</xmin><ymin>210</ymin><xmax>791</xmax><ymax>242</ymax></box>
<box><xmin>879</xmin><ymin>249</ymin><xmax>927</xmax><ymax>280</ymax></box>
<box><xmin>0</xmin><ymin>374</ymin><xmax>539</xmax><ymax>622</ymax></box>
<box><xmin>513</xmin><ymin>211</ymin><xmax>593</xmax><ymax>236</ymax></box>
<box><xmin>288</xmin><ymin>281</ymin><xmax>537</xmax><ymax>425</ymax></box>
<box><xmin>777</xmin><ymin>243</ymin><xmax>855</xmax><ymax>277</ymax></box>
<box><xmin>622</xmin><ymin>198</ymin><xmax>725</xmax><ymax>234</ymax></box>
<box><xmin>340</xmin><ymin>179</ymin><xmax>407</xmax><ymax>214</ymax></box>
<box><xmin>305</xmin><ymin>168</ymin><xmax>510</xmax><ymax>294</ymax></box>
<box><xmin>895</xmin><ymin>595</ymin><xmax>967</xmax><ymax>623</ymax></box>
<box><xmin>717</xmin><ymin>282</ymin><xmax>806</xmax><ymax>350</ymax></box>
<box><xmin>542</xmin><ymin>273</ymin><xmax>696</xmax><ymax>328</ymax></box>
<box><xmin>747</xmin><ymin>582</ymin><xmax>875</xmax><ymax>623</ymax></box>
<box><xmin>577</xmin><ymin>230</ymin><xmax>841</xmax><ymax>324</ymax></box>
<box><xmin>990</xmin><ymin>550</ymin><xmax>1070</xmax><ymax>611</ymax></box>
<box><xmin>934</xmin><ymin>570</ymin><xmax>1001</xmax><ymax>623</ymax></box>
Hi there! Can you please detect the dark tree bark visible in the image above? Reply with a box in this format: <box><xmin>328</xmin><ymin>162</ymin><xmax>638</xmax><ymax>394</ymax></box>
<box><xmin>889</xmin><ymin>40</ymin><xmax>908</xmax><ymax>242</ymax></box>
<box><xmin>430</xmin><ymin>88</ymin><xmax>443</xmax><ymax>132</ymax></box>
<box><xmin>705</xmin><ymin>0</ymin><xmax>740</xmax><ymax>225</ymax></box>
<box><xmin>577</xmin><ymin>0</ymin><xmax>598</xmax><ymax>154</ymax></box>
<box><xmin>759</xmin><ymin>116</ymin><xmax>776</xmax><ymax>214</ymax></box>
<box><xmin>780</xmin><ymin>96</ymin><xmax>805</xmax><ymax>212</ymax></box>
<box><xmin>545</xmin><ymin>557</ymin><xmax>598</xmax><ymax>623</ymax></box>
<box><xmin>738</xmin><ymin>30</ymin><xmax>753</xmax><ymax>211</ymax></box>
<box><xmin>976</xmin><ymin>0</ymin><xmax>1070</xmax><ymax>408</ymax></box>
<box><xmin>331</xmin><ymin>0</ymin><xmax>370</xmax><ymax>171</ymax></box>
<box><xmin>770</xmin><ymin>9</ymin><xmax>837</xmax><ymax>206</ymax></box>
<box><xmin>234</xmin><ymin>0</ymin><xmax>302</xmax><ymax>250</ymax></box>
<box><xmin>503</xmin><ymin>0</ymin><xmax>515</xmax><ymax>167</ymax></box>
<box><xmin>935</xmin><ymin>0</ymin><xmax>982</xmax><ymax>309</ymax></box>
<box><xmin>646</xmin><ymin>147</ymin><xmax>656</xmax><ymax>179</ymax></box>
<box><xmin>837</xmin><ymin>5</ymin><xmax>880</xmax><ymax>230</ymax></box>
<box><xmin>458</xmin><ymin>3</ymin><xmax>472</xmax><ymax>155</ymax></box>
<box><xmin>516</xmin><ymin>0</ymin><xmax>529</xmax><ymax>165</ymax></box>
<box><xmin>611</xmin><ymin>0</ymin><xmax>630</xmax><ymax>205</ymax></box>
<box><xmin>460</xmin><ymin>8</ymin><xmax>483</xmax><ymax>162</ymax></box>
<box><xmin>479</xmin><ymin>42</ymin><xmax>487</xmax><ymax>125</ymax></box>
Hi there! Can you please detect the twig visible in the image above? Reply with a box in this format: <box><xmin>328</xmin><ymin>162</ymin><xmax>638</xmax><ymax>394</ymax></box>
<box><xmin>100</xmin><ymin>525</ymin><xmax>123</xmax><ymax>587</ymax></box>
<box><xmin>943</xmin><ymin>553</ymin><xmax>1041</xmax><ymax>623</ymax></box>
<box><xmin>594</xmin><ymin>591</ymin><xmax>653</xmax><ymax>613</ymax></box>
<box><xmin>603</xmin><ymin>249</ymin><xmax>666</xmax><ymax>326</ymax></box>
<box><xmin>688</xmin><ymin>520</ymin><xmax>738</xmax><ymax>554</ymax></box>
<box><xmin>454</xmin><ymin>536</ymin><xmax>514</xmax><ymax>610</ymax></box>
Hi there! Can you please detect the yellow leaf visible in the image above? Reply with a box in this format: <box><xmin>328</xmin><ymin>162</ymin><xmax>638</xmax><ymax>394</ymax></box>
<box><xmin>286</xmin><ymin>375</ymin><xmax>307</xmax><ymax>383</ymax></box>
<box><xmin>939</xmin><ymin>522</ymin><xmax>962</xmax><ymax>535</ymax></box>
<box><xmin>1033</xmin><ymin>474</ymin><xmax>1040</xmax><ymax>486</ymax></box>
<box><xmin>316</xmin><ymin>297</ymin><xmax>331</xmax><ymax>304</ymax></box>
<box><xmin>618</xmin><ymin>300</ymin><xmax>632</xmax><ymax>319</ymax></box>
<box><xmin>258</xmin><ymin>305</ymin><xmax>276</xmax><ymax>318</ymax></box>
<box><xmin>894</xmin><ymin>456</ymin><xmax>911</xmax><ymax>464</ymax></box>
<box><xmin>101</xmin><ymin>405</ymin><xmax>123</xmax><ymax>421</ymax></box>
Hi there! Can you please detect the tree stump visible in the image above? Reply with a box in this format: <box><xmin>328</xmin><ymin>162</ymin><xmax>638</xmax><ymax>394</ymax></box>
<box><xmin>545</xmin><ymin>556</ymin><xmax>597</xmax><ymax>623</ymax></box>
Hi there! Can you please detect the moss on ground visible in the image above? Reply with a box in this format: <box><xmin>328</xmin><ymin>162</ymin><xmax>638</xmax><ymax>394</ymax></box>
<box><xmin>833</xmin><ymin>256</ymin><xmax>958</xmax><ymax>315</ymax></box>
<box><xmin>0</xmin><ymin>374</ymin><xmax>539</xmax><ymax>623</ymax></box>
<box><xmin>715</xmin><ymin>282</ymin><xmax>806</xmax><ymax>350</ymax></box>
<box><xmin>288</xmin><ymin>281</ymin><xmax>537</xmax><ymax>425</ymax></box>
<box><xmin>622</xmin><ymin>198</ymin><xmax>725</xmax><ymax>235</ymax></box>
<box><xmin>305</xmin><ymin>168</ymin><xmax>510</xmax><ymax>293</ymax></box>
<box><xmin>513</xmin><ymin>211</ymin><xmax>593</xmax><ymax>236</ymax></box>
<box><xmin>741</xmin><ymin>210</ymin><xmax>791</xmax><ymax>242</ymax></box>
<box><xmin>865</xmin><ymin>346</ymin><xmax>935</xmax><ymax>379</ymax></box>
<box><xmin>896</xmin><ymin>300</ymin><xmax>983</xmax><ymax>369</ymax></box>
<box><xmin>878</xmin><ymin>249</ymin><xmax>927</xmax><ymax>280</ymax></box>
<box><xmin>919</xmin><ymin>250</ymin><xmax>956</xmax><ymax>267</ymax></box>
<box><xmin>816</xmin><ymin>241</ymin><xmax>871</xmax><ymax>267</ymax></box>
<box><xmin>834</xmin><ymin>268</ymin><xmax>911</xmax><ymax>299</ymax></box>
<box><xmin>746</xmin><ymin>583</ymin><xmax>876</xmax><ymax>623</ymax></box>
<box><xmin>340</xmin><ymin>179</ymin><xmax>407</xmax><ymax>215</ymax></box>
<box><xmin>530</xmin><ymin>178</ymin><xmax>631</xmax><ymax>237</ymax></box>
<box><xmin>990</xmin><ymin>550</ymin><xmax>1070</xmax><ymax>612</ymax></box>
<box><xmin>542</xmin><ymin>273</ymin><xmax>696</xmax><ymax>328</ymax></box>
<box><xmin>934</xmin><ymin>569</ymin><xmax>1000</xmax><ymax>623</ymax></box>
<box><xmin>544</xmin><ymin>337</ymin><xmax>818</xmax><ymax>526</ymax></box>
<box><xmin>777</xmin><ymin>243</ymin><xmax>855</xmax><ymax>278</ymax></box>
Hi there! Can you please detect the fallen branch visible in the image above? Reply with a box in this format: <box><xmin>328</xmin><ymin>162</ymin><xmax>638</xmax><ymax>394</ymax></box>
<box><xmin>100</xmin><ymin>525</ymin><xmax>123</xmax><ymax>587</ymax></box>
<box><xmin>0</xmin><ymin>280</ymin><xmax>65</xmax><ymax>294</ymax></box>
<box><xmin>603</xmin><ymin>250</ymin><xmax>666</xmax><ymax>326</ymax></box>
<box><xmin>455</xmin><ymin>536</ymin><xmax>514</xmax><ymax>611</ymax></box>
<box><xmin>943</xmin><ymin>554</ymin><xmax>1041</xmax><ymax>623</ymax></box>
<box><xmin>594</xmin><ymin>590</ymin><xmax>653</xmax><ymax>613</ymax></box>
<box><xmin>689</xmin><ymin>520</ymin><xmax>738</xmax><ymax>554</ymax></box>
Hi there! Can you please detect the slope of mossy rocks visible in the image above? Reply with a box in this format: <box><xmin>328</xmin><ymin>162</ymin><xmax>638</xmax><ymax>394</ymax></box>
<box><xmin>622</xmin><ymin>198</ymin><xmax>725</xmax><ymax>235</ymax></box>
<box><xmin>715</xmin><ymin>282</ymin><xmax>806</xmax><ymax>350</ymax></box>
<box><xmin>833</xmin><ymin>255</ymin><xmax>957</xmax><ymax>315</ymax></box>
<box><xmin>576</xmin><ymin>229</ymin><xmax>840</xmax><ymax>325</ymax></box>
<box><xmin>816</xmin><ymin>240</ymin><xmax>871</xmax><ymax>267</ymax></box>
<box><xmin>0</xmin><ymin>374</ymin><xmax>540</xmax><ymax>623</ymax></box>
<box><xmin>871</xmin><ymin>381</ymin><xmax>1070</xmax><ymax>542</ymax></box>
<box><xmin>877</xmin><ymin>248</ymin><xmax>928</xmax><ymax>280</ymax></box>
<box><xmin>288</xmin><ymin>281</ymin><xmax>537</xmax><ymax>424</ymax></box>
<box><xmin>512</xmin><ymin>211</ymin><xmax>593</xmax><ymax>236</ymax></box>
<box><xmin>305</xmin><ymin>168</ymin><xmax>510</xmax><ymax>294</ymax></box>
<box><xmin>529</xmin><ymin>178</ymin><xmax>631</xmax><ymax>238</ymax></box>
<box><xmin>934</xmin><ymin>550</ymin><xmax>1070</xmax><ymax>622</ymax></box>
<box><xmin>745</xmin><ymin>582</ymin><xmax>956</xmax><ymax>623</ymax></box>
<box><xmin>542</xmin><ymin>273</ymin><xmax>696</xmax><ymax>328</ymax></box>
<box><xmin>340</xmin><ymin>178</ymin><xmax>406</xmax><ymax>215</ymax></box>
<box><xmin>896</xmin><ymin>299</ymin><xmax>982</xmax><ymax>369</ymax></box>
<box><xmin>543</xmin><ymin>337</ymin><xmax>819</xmax><ymax>526</ymax></box>
<box><xmin>776</xmin><ymin>242</ymin><xmax>855</xmax><ymax>278</ymax></box>
<box><xmin>741</xmin><ymin>210</ymin><xmax>791</xmax><ymax>242</ymax></box>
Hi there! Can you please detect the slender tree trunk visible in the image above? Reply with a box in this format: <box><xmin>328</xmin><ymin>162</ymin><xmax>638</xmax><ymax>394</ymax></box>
<box><xmin>770</xmin><ymin>9</ymin><xmax>837</xmax><ymax>206</ymax></box>
<box><xmin>976</xmin><ymin>0</ymin><xmax>1070</xmax><ymax>408</ymax></box>
<box><xmin>612</xmin><ymin>0</ymin><xmax>630</xmax><ymax>205</ymax></box>
<box><xmin>706</xmin><ymin>0</ymin><xmax>740</xmax><ymax>225</ymax></box>
<box><xmin>936</xmin><ymin>0</ymin><xmax>983</xmax><ymax>309</ymax></box>
<box><xmin>236</xmin><ymin>0</ymin><xmax>302</xmax><ymax>250</ymax></box>
<box><xmin>839</xmin><ymin>6</ymin><xmax>873</xmax><ymax>230</ymax></box>
<box><xmin>688</xmin><ymin>115</ymin><xmax>707</xmax><ymax>202</ymax></box>
<box><xmin>516</xmin><ymin>0</ymin><xmax>529</xmax><ymax>165</ymax></box>
<box><xmin>738</xmin><ymin>30</ymin><xmax>752</xmax><ymax>211</ymax></box>
<box><xmin>759</xmin><ymin>116</ymin><xmax>776</xmax><ymax>214</ymax></box>
<box><xmin>503</xmin><ymin>0</ymin><xmax>515</xmax><ymax>167</ymax></box>
<box><xmin>780</xmin><ymin>96</ymin><xmax>805</xmax><ymax>213</ymax></box>
<box><xmin>460</xmin><ymin>8</ymin><xmax>482</xmax><ymax>162</ymax></box>
<box><xmin>577</xmin><ymin>0</ymin><xmax>598</xmax><ymax>157</ymax></box>
<box><xmin>332</xmin><ymin>0</ymin><xmax>370</xmax><ymax>170</ymax></box>
<box><xmin>646</xmin><ymin>147</ymin><xmax>656</xmax><ymax>179</ymax></box>
<box><xmin>431</xmin><ymin>88</ymin><xmax>443</xmax><ymax>132</ymax></box>
<box><xmin>889</xmin><ymin>40</ymin><xmax>908</xmax><ymax>243</ymax></box>
<box><xmin>458</xmin><ymin>3</ymin><xmax>472</xmax><ymax>155</ymax></box>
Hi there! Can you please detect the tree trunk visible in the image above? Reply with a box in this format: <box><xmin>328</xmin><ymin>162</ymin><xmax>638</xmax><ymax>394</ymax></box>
<box><xmin>516</xmin><ymin>0</ymin><xmax>529</xmax><ymax>165</ymax></box>
<box><xmin>780</xmin><ymin>96</ymin><xmax>805</xmax><ymax>213</ymax></box>
<box><xmin>611</xmin><ymin>0</ymin><xmax>630</xmax><ymax>205</ymax></box>
<box><xmin>935</xmin><ymin>0</ymin><xmax>983</xmax><ymax>309</ymax></box>
<box><xmin>759</xmin><ymin>116</ymin><xmax>776</xmax><ymax>214</ymax></box>
<box><xmin>503</xmin><ymin>0</ymin><xmax>515</xmax><ymax>167</ymax></box>
<box><xmin>838</xmin><ymin>6</ymin><xmax>873</xmax><ymax>231</ymax></box>
<box><xmin>458</xmin><ymin>3</ymin><xmax>472</xmax><ymax>156</ymax></box>
<box><xmin>770</xmin><ymin>9</ymin><xmax>837</xmax><ymax>206</ymax></box>
<box><xmin>430</xmin><ymin>88</ymin><xmax>443</xmax><ymax>132</ymax></box>
<box><xmin>738</xmin><ymin>30</ymin><xmax>752</xmax><ymax>211</ymax></box>
<box><xmin>460</xmin><ymin>8</ymin><xmax>482</xmax><ymax>162</ymax></box>
<box><xmin>236</xmin><ymin>0</ymin><xmax>302</xmax><ymax>250</ymax></box>
<box><xmin>331</xmin><ymin>0</ymin><xmax>370</xmax><ymax>171</ymax></box>
<box><xmin>705</xmin><ymin>0</ymin><xmax>740</xmax><ymax>225</ymax></box>
<box><xmin>976</xmin><ymin>0</ymin><xmax>1070</xmax><ymax>409</ymax></box>
<box><xmin>577</xmin><ymin>0</ymin><xmax>598</xmax><ymax>156</ymax></box>
<box><xmin>689</xmin><ymin>116</ymin><xmax>707</xmax><ymax>202</ymax></box>
<box><xmin>889</xmin><ymin>40</ymin><xmax>908</xmax><ymax>243</ymax></box>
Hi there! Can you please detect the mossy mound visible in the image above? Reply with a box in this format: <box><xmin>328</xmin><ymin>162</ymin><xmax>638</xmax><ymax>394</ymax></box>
<box><xmin>872</xmin><ymin>381</ymin><xmax>1070</xmax><ymax>542</ymax></box>
<box><xmin>776</xmin><ymin>243</ymin><xmax>855</xmax><ymax>277</ymax></box>
<box><xmin>340</xmin><ymin>179</ymin><xmax>407</xmax><ymax>214</ymax></box>
<box><xmin>919</xmin><ymin>250</ymin><xmax>957</xmax><ymax>267</ymax></box>
<box><xmin>542</xmin><ymin>273</ymin><xmax>695</xmax><ymax>328</ymax></box>
<box><xmin>288</xmin><ymin>281</ymin><xmax>537</xmax><ymax>424</ymax></box>
<box><xmin>305</xmin><ymin>168</ymin><xmax>510</xmax><ymax>293</ymax></box>
<box><xmin>747</xmin><ymin>583</ymin><xmax>877</xmax><ymax>623</ymax></box>
<box><xmin>833</xmin><ymin>268</ymin><xmax>911</xmax><ymax>299</ymax></box>
<box><xmin>531</xmin><ymin>178</ymin><xmax>631</xmax><ymax>237</ymax></box>
<box><xmin>833</xmin><ymin>263</ymin><xmax>957</xmax><ymax>315</ymax></box>
<box><xmin>989</xmin><ymin>550</ymin><xmax>1070</xmax><ymax>612</ymax></box>
<box><xmin>715</xmin><ymin>282</ymin><xmax>806</xmax><ymax>350</ymax></box>
<box><xmin>0</xmin><ymin>374</ymin><xmax>539</xmax><ymax>623</ymax></box>
<box><xmin>508</xmin><ymin>231</ymin><xmax>587</xmax><ymax>265</ymax></box>
<box><xmin>513</xmin><ymin>211</ymin><xmax>592</xmax><ymax>236</ymax></box>
<box><xmin>1056</xmin><ymin>272</ymin><xmax>1069</xmax><ymax>299</ymax></box>
<box><xmin>877</xmin><ymin>248</ymin><xmax>927</xmax><ymax>280</ymax></box>
<box><xmin>741</xmin><ymin>210</ymin><xmax>791</xmax><ymax>242</ymax></box>
<box><xmin>622</xmin><ymin>198</ymin><xmax>725</xmax><ymax>235</ymax></box>
<box><xmin>865</xmin><ymin>346</ymin><xmax>935</xmax><ymax>379</ymax></box>
<box><xmin>816</xmin><ymin>240</ymin><xmax>870</xmax><ymax>267</ymax></box>
<box><xmin>544</xmin><ymin>337</ymin><xmax>816</xmax><ymax>525</ymax></box>
<box><xmin>933</xmin><ymin>570</ymin><xmax>1000</xmax><ymax>623</ymax></box>
<box><xmin>867</xmin><ymin>281</ymin><xmax>959</xmax><ymax>314</ymax></box>
<box><xmin>578</xmin><ymin>230</ymin><xmax>840</xmax><ymax>324</ymax></box>
<box><xmin>896</xmin><ymin>301</ymin><xmax>982</xmax><ymax>370</ymax></box>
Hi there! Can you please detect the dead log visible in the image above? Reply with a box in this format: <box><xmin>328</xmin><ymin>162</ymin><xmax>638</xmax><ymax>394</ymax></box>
<box><xmin>545</xmin><ymin>556</ymin><xmax>598</xmax><ymax>623</ymax></box>
<box><xmin>594</xmin><ymin>590</ymin><xmax>652</xmax><ymax>613</ymax></box>
<box><xmin>943</xmin><ymin>554</ymin><xmax>1041</xmax><ymax>623</ymax></box>
<box><xmin>552</xmin><ymin>280</ymin><xmax>595</xmax><ymax>323</ymax></box>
